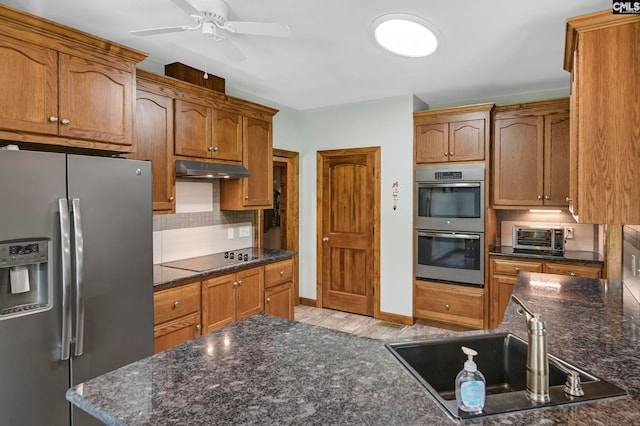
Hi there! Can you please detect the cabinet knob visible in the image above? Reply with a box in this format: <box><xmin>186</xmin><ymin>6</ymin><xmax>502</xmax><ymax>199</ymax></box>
<box><xmin>445</xmin><ymin>304</ymin><xmax>450</xmax><ymax>311</ymax></box>
<box><xmin>322</xmin><ymin>236</ymin><xmax>329</xmax><ymax>243</ymax></box>
<box><xmin>449</xmin><ymin>152</ymin><xmax>454</xmax><ymax>156</ymax></box>
<box><xmin>196</xmin><ymin>324</ymin><xmax>201</xmax><ymax>330</ymax></box>
<box><xmin>266</xmin><ymin>297</ymin><xmax>271</xmax><ymax>303</ymax></box>
<box><xmin>208</xmin><ymin>146</ymin><xmax>214</xmax><ymax>152</ymax></box>
<box><xmin>280</xmin><ymin>271</ymin><xmax>284</xmax><ymax>277</ymax></box>
<box><xmin>566</xmin><ymin>197</ymin><xmax>572</xmax><ymax>202</ymax></box>
<box><xmin>544</xmin><ymin>195</ymin><xmax>550</xmax><ymax>200</ymax></box>
<box><xmin>515</xmin><ymin>267</ymin><xmax>520</xmax><ymax>272</ymax></box>
<box><xmin>444</xmin><ymin>152</ymin><xmax>449</xmax><ymax>156</ymax></box>
<box><xmin>61</xmin><ymin>119</ymin><xmax>70</xmax><ymax>125</ymax></box>
<box><xmin>570</xmin><ymin>272</ymin><xmax>576</xmax><ymax>276</ymax></box>
<box><xmin>237</xmin><ymin>280</ymin><xmax>243</xmax><ymax>286</ymax></box>
<box><xmin>169</xmin><ymin>196</ymin><xmax>174</xmax><ymax>202</ymax></box>
<box><xmin>537</xmin><ymin>195</ymin><xmax>543</xmax><ymax>200</ymax></box>
<box><xmin>245</xmin><ymin>195</ymin><xmax>249</xmax><ymax>200</ymax></box>
<box><xmin>233</xmin><ymin>281</ymin><xmax>238</xmax><ymax>287</ymax></box>
<box><xmin>49</xmin><ymin>116</ymin><xmax>59</xmax><ymax>123</ymax></box>
<box><xmin>173</xmin><ymin>301</ymin><xmax>180</xmax><ymax>308</ymax></box>
<box><xmin>213</xmin><ymin>147</ymin><xmax>219</xmax><ymax>152</ymax></box>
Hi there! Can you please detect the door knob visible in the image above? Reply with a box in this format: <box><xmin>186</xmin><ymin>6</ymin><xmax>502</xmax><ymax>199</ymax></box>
<box><xmin>322</xmin><ymin>236</ymin><xmax>329</xmax><ymax>243</ymax></box>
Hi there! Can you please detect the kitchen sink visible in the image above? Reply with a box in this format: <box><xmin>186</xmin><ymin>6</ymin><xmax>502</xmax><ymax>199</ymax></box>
<box><xmin>385</xmin><ymin>333</ymin><xmax>626</xmax><ymax>421</ymax></box>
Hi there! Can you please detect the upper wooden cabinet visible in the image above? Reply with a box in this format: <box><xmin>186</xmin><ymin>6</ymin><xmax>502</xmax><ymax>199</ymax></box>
<box><xmin>564</xmin><ymin>11</ymin><xmax>640</xmax><ymax>224</ymax></box>
<box><xmin>0</xmin><ymin>5</ymin><xmax>144</xmax><ymax>152</ymax></box>
<box><xmin>220</xmin><ymin>116</ymin><xmax>274</xmax><ymax>209</ymax></box>
<box><xmin>414</xmin><ymin>103</ymin><xmax>494</xmax><ymax>164</ymax></box>
<box><xmin>129</xmin><ymin>71</ymin><xmax>176</xmax><ymax>214</ymax></box>
<box><xmin>174</xmin><ymin>99</ymin><xmax>243</xmax><ymax>162</ymax></box>
<box><xmin>493</xmin><ymin>98</ymin><xmax>570</xmax><ymax>208</ymax></box>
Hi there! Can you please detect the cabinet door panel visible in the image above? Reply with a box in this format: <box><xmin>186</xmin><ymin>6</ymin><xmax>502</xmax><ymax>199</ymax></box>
<box><xmin>202</xmin><ymin>275</ymin><xmax>236</xmax><ymax>333</ymax></box>
<box><xmin>265</xmin><ymin>282</ymin><xmax>293</xmax><ymax>320</ymax></box>
<box><xmin>415</xmin><ymin>123</ymin><xmax>449</xmax><ymax>163</ymax></box>
<box><xmin>58</xmin><ymin>53</ymin><xmax>133</xmax><ymax>145</ymax></box>
<box><xmin>236</xmin><ymin>267</ymin><xmax>264</xmax><ymax>320</ymax></box>
<box><xmin>544</xmin><ymin>113</ymin><xmax>570</xmax><ymax>206</ymax></box>
<box><xmin>134</xmin><ymin>90</ymin><xmax>174</xmax><ymax>213</ymax></box>
<box><xmin>0</xmin><ymin>35</ymin><xmax>58</xmax><ymax>135</ymax></box>
<box><xmin>449</xmin><ymin>119</ymin><xmax>485</xmax><ymax>161</ymax></box>
<box><xmin>212</xmin><ymin>109</ymin><xmax>243</xmax><ymax>162</ymax></box>
<box><xmin>493</xmin><ymin>117</ymin><xmax>544</xmax><ymax>206</ymax></box>
<box><xmin>491</xmin><ymin>276</ymin><xmax>517</xmax><ymax>328</ymax></box>
<box><xmin>243</xmin><ymin>117</ymin><xmax>273</xmax><ymax>207</ymax></box>
<box><xmin>174</xmin><ymin>99</ymin><xmax>211</xmax><ymax>158</ymax></box>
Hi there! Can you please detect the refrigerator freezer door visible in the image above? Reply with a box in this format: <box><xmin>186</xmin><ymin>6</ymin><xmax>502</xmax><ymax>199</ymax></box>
<box><xmin>66</xmin><ymin>155</ymin><xmax>153</xmax><ymax>383</ymax></box>
<box><xmin>0</xmin><ymin>150</ymin><xmax>71</xmax><ymax>426</ymax></box>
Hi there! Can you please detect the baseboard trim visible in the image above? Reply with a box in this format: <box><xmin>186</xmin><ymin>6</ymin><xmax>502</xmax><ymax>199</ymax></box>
<box><xmin>377</xmin><ymin>311</ymin><xmax>414</xmax><ymax>326</ymax></box>
<box><xmin>298</xmin><ymin>297</ymin><xmax>318</xmax><ymax>307</ymax></box>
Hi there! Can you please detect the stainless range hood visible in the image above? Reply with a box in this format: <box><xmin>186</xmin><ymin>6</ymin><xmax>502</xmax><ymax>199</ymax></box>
<box><xmin>175</xmin><ymin>160</ymin><xmax>250</xmax><ymax>179</ymax></box>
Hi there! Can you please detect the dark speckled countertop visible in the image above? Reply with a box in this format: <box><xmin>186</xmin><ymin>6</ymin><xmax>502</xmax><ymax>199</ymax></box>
<box><xmin>153</xmin><ymin>248</ymin><xmax>296</xmax><ymax>289</ymax></box>
<box><xmin>67</xmin><ymin>273</ymin><xmax>639</xmax><ymax>425</ymax></box>
<box><xmin>490</xmin><ymin>245</ymin><xmax>604</xmax><ymax>264</ymax></box>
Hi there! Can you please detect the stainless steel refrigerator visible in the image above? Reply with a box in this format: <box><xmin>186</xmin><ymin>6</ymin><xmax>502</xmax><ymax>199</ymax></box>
<box><xmin>0</xmin><ymin>150</ymin><xmax>154</xmax><ymax>426</ymax></box>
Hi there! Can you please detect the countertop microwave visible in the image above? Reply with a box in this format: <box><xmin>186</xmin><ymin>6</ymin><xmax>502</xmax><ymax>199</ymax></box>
<box><xmin>513</xmin><ymin>226</ymin><xmax>564</xmax><ymax>253</ymax></box>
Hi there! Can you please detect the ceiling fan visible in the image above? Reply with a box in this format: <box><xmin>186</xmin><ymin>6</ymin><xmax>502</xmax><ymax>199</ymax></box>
<box><xmin>130</xmin><ymin>0</ymin><xmax>291</xmax><ymax>61</ymax></box>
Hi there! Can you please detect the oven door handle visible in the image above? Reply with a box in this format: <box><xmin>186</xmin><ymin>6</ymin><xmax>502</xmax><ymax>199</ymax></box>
<box><xmin>417</xmin><ymin>231</ymin><xmax>480</xmax><ymax>240</ymax></box>
<box><xmin>417</xmin><ymin>182</ymin><xmax>480</xmax><ymax>188</ymax></box>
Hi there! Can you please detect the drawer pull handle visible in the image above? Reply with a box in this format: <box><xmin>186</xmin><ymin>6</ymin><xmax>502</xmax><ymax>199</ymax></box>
<box><xmin>280</xmin><ymin>271</ymin><xmax>284</xmax><ymax>276</ymax></box>
<box><xmin>445</xmin><ymin>304</ymin><xmax>450</xmax><ymax>311</ymax></box>
<box><xmin>173</xmin><ymin>301</ymin><xmax>180</xmax><ymax>308</ymax></box>
<box><xmin>515</xmin><ymin>267</ymin><xmax>520</xmax><ymax>273</ymax></box>
<box><xmin>570</xmin><ymin>272</ymin><xmax>576</xmax><ymax>276</ymax></box>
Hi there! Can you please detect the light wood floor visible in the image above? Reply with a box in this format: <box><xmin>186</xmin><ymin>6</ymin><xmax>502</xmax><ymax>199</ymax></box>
<box><xmin>294</xmin><ymin>305</ymin><xmax>444</xmax><ymax>340</ymax></box>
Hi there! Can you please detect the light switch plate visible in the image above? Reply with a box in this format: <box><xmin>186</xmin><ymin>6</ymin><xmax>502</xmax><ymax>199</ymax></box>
<box><xmin>564</xmin><ymin>227</ymin><xmax>574</xmax><ymax>239</ymax></box>
<box><xmin>227</xmin><ymin>228</ymin><xmax>234</xmax><ymax>239</ymax></box>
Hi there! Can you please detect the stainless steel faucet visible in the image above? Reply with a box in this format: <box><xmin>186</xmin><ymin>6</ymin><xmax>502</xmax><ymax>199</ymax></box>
<box><xmin>511</xmin><ymin>295</ymin><xmax>584</xmax><ymax>402</ymax></box>
<box><xmin>511</xmin><ymin>294</ymin><xmax>550</xmax><ymax>402</ymax></box>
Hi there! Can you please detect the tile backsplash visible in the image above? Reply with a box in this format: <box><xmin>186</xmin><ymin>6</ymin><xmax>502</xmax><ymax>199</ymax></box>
<box><xmin>152</xmin><ymin>180</ymin><xmax>255</xmax><ymax>264</ymax></box>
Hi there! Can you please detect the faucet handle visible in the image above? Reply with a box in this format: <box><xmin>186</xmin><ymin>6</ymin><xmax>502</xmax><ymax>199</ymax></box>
<box><xmin>511</xmin><ymin>295</ymin><xmax>538</xmax><ymax>321</ymax></box>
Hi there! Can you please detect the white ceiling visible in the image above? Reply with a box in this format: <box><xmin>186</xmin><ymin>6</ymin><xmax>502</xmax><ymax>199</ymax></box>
<box><xmin>3</xmin><ymin>0</ymin><xmax>611</xmax><ymax>110</ymax></box>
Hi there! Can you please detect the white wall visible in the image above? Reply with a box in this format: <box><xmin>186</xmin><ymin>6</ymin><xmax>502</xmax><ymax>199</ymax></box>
<box><xmin>299</xmin><ymin>95</ymin><xmax>416</xmax><ymax>316</ymax></box>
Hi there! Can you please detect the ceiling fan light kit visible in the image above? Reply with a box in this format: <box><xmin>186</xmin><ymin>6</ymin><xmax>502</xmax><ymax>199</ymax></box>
<box><xmin>372</xmin><ymin>13</ymin><xmax>439</xmax><ymax>58</ymax></box>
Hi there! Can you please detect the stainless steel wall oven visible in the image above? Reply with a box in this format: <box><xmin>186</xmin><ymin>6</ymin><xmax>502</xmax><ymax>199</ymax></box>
<box><xmin>415</xmin><ymin>164</ymin><xmax>485</xmax><ymax>286</ymax></box>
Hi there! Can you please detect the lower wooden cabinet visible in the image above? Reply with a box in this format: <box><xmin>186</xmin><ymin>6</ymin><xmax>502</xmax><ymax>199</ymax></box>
<box><xmin>265</xmin><ymin>282</ymin><xmax>294</xmax><ymax>319</ymax></box>
<box><xmin>153</xmin><ymin>281</ymin><xmax>201</xmax><ymax>353</ymax></box>
<box><xmin>414</xmin><ymin>280</ymin><xmax>485</xmax><ymax>329</ymax></box>
<box><xmin>201</xmin><ymin>266</ymin><xmax>264</xmax><ymax>334</ymax></box>
<box><xmin>489</xmin><ymin>256</ymin><xmax>602</xmax><ymax>328</ymax></box>
<box><xmin>263</xmin><ymin>258</ymin><xmax>295</xmax><ymax>320</ymax></box>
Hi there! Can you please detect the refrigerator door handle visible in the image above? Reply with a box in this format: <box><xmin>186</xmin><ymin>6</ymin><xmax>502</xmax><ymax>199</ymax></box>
<box><xmin>59</xmin><ymin>198</ymin><xmax>72</xmax><ymax>361</ymax></box>
<box><xmin>71</xmin><ymin>198</ymin><xmax>85</xmax><ymax>357</ymax></box>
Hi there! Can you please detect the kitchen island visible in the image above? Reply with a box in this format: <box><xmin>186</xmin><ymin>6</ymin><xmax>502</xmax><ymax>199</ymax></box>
<box><xmin>67</xmin><ymin>273</ymin><xmax>640</xmax><ymax>425</ymax></box>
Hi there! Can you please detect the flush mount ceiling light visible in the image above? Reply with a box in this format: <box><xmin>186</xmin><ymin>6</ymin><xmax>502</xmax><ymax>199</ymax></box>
<box><xmin>372</xmin><ymin>14</ymin><xmax>439</xmax><ymax>58</ymax></box>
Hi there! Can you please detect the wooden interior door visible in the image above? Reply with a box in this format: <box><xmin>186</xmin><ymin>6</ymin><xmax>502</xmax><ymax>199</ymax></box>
<box><xmin>317</xmin><ymin>147</ymin><xmax>380</xmax><ymax>317</ymax></box>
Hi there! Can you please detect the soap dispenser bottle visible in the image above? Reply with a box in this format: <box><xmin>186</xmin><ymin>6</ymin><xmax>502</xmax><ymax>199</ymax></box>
<box><xmin>455</xmin><ymin>346</ymin><xmax>486</xmax><ymax>414</ymax></box>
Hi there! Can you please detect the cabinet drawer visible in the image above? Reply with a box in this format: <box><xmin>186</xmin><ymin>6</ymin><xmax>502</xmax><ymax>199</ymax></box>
<box><xmin>153</xmin><ymin>311</ymin><xmax>201</xmax><ymax>353</ymax></box>
<box><xmin>264</xmin><ymin>258</ymin><xmax>294</xmax><ymax>288</ymax></box>
<box><xmin>492</xmin><ymin>258</ymin><xmax>543</xmax><ymax>276</ymax></box>
<box><xmin>154</xmin><ymin>282</ymin><xmax>200</xmax><ymax>325</ymax></box>
<box><xmin>543</xmin><ymin>262</ymin><xmax>602</xmax><ymax>278</ymax></box>
<box><xmin>415</xmin><ymin>281</ymin><xmax>484</xmax><ymax>329</ymax></box>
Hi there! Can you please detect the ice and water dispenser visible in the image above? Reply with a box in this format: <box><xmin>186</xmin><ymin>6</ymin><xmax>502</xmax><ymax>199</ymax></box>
<box><xmin>0</xmin><ymin>239</ymin><xmax>52</xmax><ymax>319</ymax></box>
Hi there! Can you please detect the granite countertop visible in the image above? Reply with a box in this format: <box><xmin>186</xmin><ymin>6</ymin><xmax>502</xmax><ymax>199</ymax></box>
<box><xmin>153</xmin><ymin>248</ymin><xmax>296</xmax><ymax>289</ymax></box>
<box><xmin>489</xmin><ymin>245</ymin><xmax>604</xmax><ymax>264</ymax></box>
<box><xmin>67</xmin><ymin>273</ymin><xmax>640</xmax><ymax>425</ymax></box>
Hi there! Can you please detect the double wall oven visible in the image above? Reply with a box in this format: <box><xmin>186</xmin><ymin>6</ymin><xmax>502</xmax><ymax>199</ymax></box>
<box><xmin>415</xmin><ymin>164</ymin><xmax>485</xmax><ymax>286</ymax></box>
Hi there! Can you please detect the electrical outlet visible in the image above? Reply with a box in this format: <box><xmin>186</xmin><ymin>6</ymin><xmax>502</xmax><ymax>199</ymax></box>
<box><xmin>564</xmin><ymin>227</ymin><xmax>574</xmax><ymax>239</ymax></box>
<box><xmin>238</xmin><ymin>226</ymin><xmax>250</xmax><ymax>238</ymax></box>
<box><xmin>227</xmin><ymin>228</ymin><xmax>234</xmax><ymax>239</ymax></box>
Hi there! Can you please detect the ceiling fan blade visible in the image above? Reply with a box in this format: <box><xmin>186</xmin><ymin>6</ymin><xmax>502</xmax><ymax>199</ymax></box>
<box><xmin>224</xmin><ymin>21</ymin><xmax>291</xmax><ymax>37</ymax></box>
<box><xmin>171</xmin><ymin>0</ymin><xmax>202</xmax><ymax>17</ymax></box>
<box><xmin>129</xmin><ymin>25</ymin><xmax>196</xmax><ymax>36</ymax></box>
<box><xmin>216</xmin><ymin>37</ymin><xmax>246</xmax><ymax>62</ymax></box>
